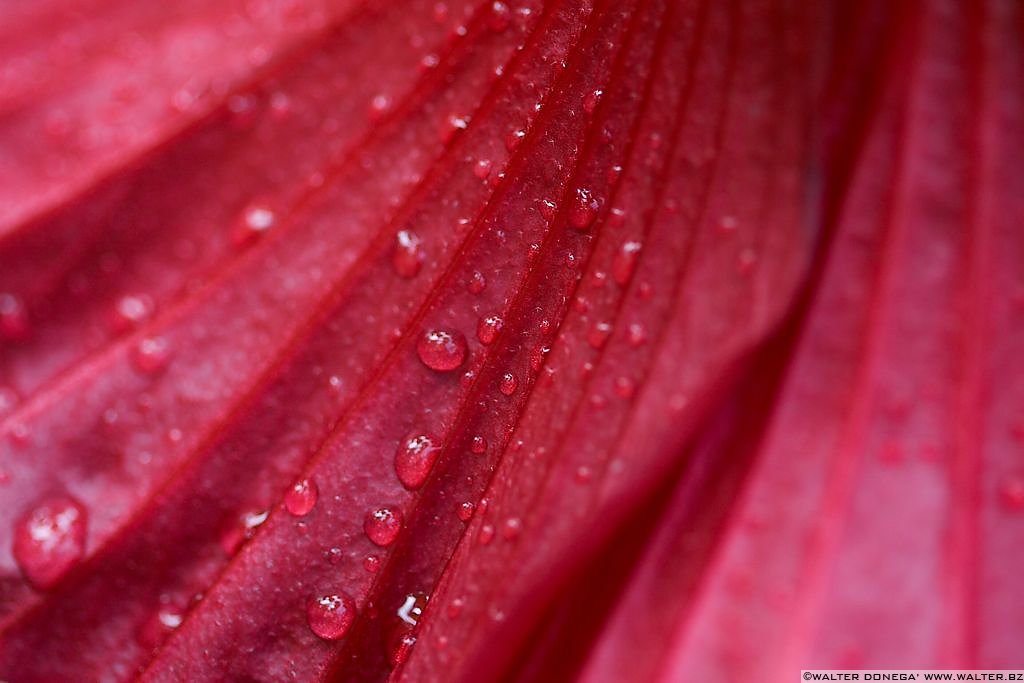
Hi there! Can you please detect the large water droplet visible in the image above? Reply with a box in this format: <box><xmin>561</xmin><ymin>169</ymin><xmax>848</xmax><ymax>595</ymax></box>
<box><xmin>417</xmin><ymin>329</ymin><xmax>467</xmax><ymax>371</ymax></box>
<box><xmin>476</xmin><ymin>315</ymin><xmax>503</xmax><ymax>345</ymax></box>
<box><xmin>307</xmin><ymin>593</ymin><xmax>356</xmax><ymax>640</ymax></box>
<box><xmin>13</xmin><ymin>496</ymin><xmax>87</xmax><ymax>589</ymax></box>
<box><xmin>393</xmin><ymin>230</ymin><xmax>424</xmax><ymax>279</ymax></box>
<box><xmin>365</xmin><ymin>507</ymin><xmax>403</xmax><ymax>546</ymax></box>
<box><xmin>285</xmin><ymin>478</ymin><xmax>318</xmax><ymax>517</ymax></box>
<box><xmin>395</xmin><ymin>433</ymin><xmax>442</xmax><ymax>490</ymax></box>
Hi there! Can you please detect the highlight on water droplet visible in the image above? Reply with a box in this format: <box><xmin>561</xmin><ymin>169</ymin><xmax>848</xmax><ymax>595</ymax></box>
<box><xmin>390</xmin><ymin>631</ymin><xmax>417</xmax><ymax>666</ymax></box>
<box><xmin>582</xmin><ymin>89</ymin><xmax>603</xmax><ymax>114</ymax></box>
<box><xmin>394</xmin><ymin>433</ymin><xmax>442</xmax><ymax>490</ymax></box>
<box><xmin>111</xmin><ymin>294</ymin><xmax>154</xmax><ymax>331</ymax></box>
<box><xmin>476</xmin><ymin>315</ymin><xmax>503</xmax><ymax>345</ymax></box>
<box><xmin>307</xmin><ymin>592</ymin><xmax>356</xmax><ymax>640</ymax></box>
<box><xmin>364</xmin><ymin>506</ymin><xmax>403</xmax><ymax>546</ymax></box>
<box><xmin>233</xmin><ymin>202</ymin><xmax>277</xmax><ymax>246</ymax></box>
<box><xmin>285</xmin><ymin>478</ymin><xmax>318</xmax><ymax>517</ymax></box>
<box><xmin>13</xmin><ymin>495</ymin><xmax>87</xmax><ymax>589</ymax></box>
<box><xmin>470</xmin><ymin>435</ymin><xmax>487</xmax><ymax>454</ymax></box>
<box><xmin>588</xmin><ymin>322</ymin><xmax>612</xmax><ymax>350</ymax></box>
<box><xmin>417</xmin><ymin>328</ymin><xmax>467</xmax><ymax>371</ymax></box>
<box><xmin>468</xmin><ymin>270</ymin><xmax>487</xmax><ymax>294</ymax></box>
<box><xmin>488</xmin><ymin>1</ymin><xmax>511</xmax><ymax>31</ymax></box>
<box><xmin>393</xmin><ymin>229</ymin><xmax>424</xmax><ymax>279</ymax></box>
<box><xmin>457</xmin><ymin>501</ymin><xmax>475</xmax><ymax>521</ymax></box>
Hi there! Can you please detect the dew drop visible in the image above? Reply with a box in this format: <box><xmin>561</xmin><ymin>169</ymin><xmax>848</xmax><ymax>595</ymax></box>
<box><xmin>233</xmin><ymin>203</ymin><xmax>276</xmax><ymax>245</ymax></box>
<box><xmin>582</xmin><ymin>89</ymin><xmax>602</xmax><ymax>114</ymax></box>
<box><xmin>588</xmin><ymin>322</ymin><xmax>612</xmax><ymax>350</ymax></box>
<box><xmin>112</xmin><ymin>294</ymin><xmax>154</xmax><ymax>331</ymax></box>
<box><xmin>457</xmin><ymin>501</ymin><xmax>475</xmax><ymax>521</ymax></box>
<box><xmin>612</xmin><ymin>241</ymin><xmax>642</xmax><ymax>286</ymax></box>
<box><xmin>417</xmin><ymin>329</ymin><xmax>467</xmax><ymax>371</ymax></box>
<box><xmin>470</xmin><ymin>435</ymin><xmax>487</xmax><ymax>454</ymax></box>
<box><xmin>0</xmin><ymin>293</ymin><xmax>30</xmax><ymax>340</ymax></box>
<box><xmin>502</xmin><ymin>517</ymin><xmax>522</xmax><ymax>540</ymax></box>
<box><xmin>478</xmin><ymin>523</ymin><xmax>495</xmax><ymax>545</ymax></box>
<box><xmin>614</xmin><ymin>376</ymin><xmax>636</xmax><ymax>399</ymax></box>
<box><xmin>364</xmin><ymin>555</ymin><xmax>381</xmax><ymax>572</ymax></box>
<box><xmin>538</xmin><ymin>199</ymin><xmax>557</xmax><ymax>220</ymax></box>
<box><xmin>569</xmin><ymin>188</ymin><xmax>600</xmax><ymax>230</ymax></box>
<box><xmin>285</xmin><ymin>478</ymin><xmax>318</xmax><ymax>517</ymax></box>
<box><xmin>391</xmin><ymin>632</ymin><xmax>417</xmax><ymax>665</ymax></box>
<box><xmin>132</xmin><ymin>336</ymin><xmax>171</xmax><ymax>374</ymax></box>
<box><xmin>506</xmin><ymin>128</ymin><xmax>526</xmax><ymax>151</ymax></box>
<box><xmin>307</xmin><ymin>593</ymin><xmax>356</xmax><ymax>640</ymax></box>
<box><xmin>627</xmin><ymin>322</ymin><xmax>648</xmax><ymax>347</ymax></box>
<box><xmin>13</xmin><ymin>496</ymin><xmax>87</xmax><ymax>589</ymax></box>
<box><xmin>473</xmin><ymin>158</ymin><xmax>493</xmax><ymax>179</ymax></box>
<box><xmin>368</xmin><ymin>93</ymin><xmax>392</xmax><ymax>121</ymax></box>
<box><xmin>395</xmin><ymin>433</ymin><xmax>442</xmax><ymax>490</ymax></box>
<box><xmin>499</xmin><ymin>372</ymin><xmax>518</xmax><ymax>396</ymax></box>
<box><xmin>365</xmin><ymin>507</ymin><xmax>403</xmax><ymax>546</ymax></box>
<box><xmin>468</xmin><ymin>271</ymin><xmax>487</xmax><ymax>294</ymax></box>
<box><xmin>488</xmin><ymin>1</ymin><xmax>511</xmax><ymax>31</ymax></box>
<box><xmin>393</xmin><ymin>230</ymin><xmax>424</xmax><ymax>279</ymax></box>
<box><xmin>476</xmin><ymin>315</ymin><xmax>503</xmax><ymax>345</ymax></box>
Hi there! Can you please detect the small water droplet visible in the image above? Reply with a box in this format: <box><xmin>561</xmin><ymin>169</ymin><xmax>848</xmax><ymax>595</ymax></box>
<box><xmin>470</xmin><ymin>435</ymin><xmax>487</xmax><ymax>454</ymax></box>
<box><xmin>488</xmin><ymin>1</ymin><xmax>511</xmax><ymax>31</ymax></box>
<box><xmin>233</xmin><ymin>203</ymin><xmax>277</xmax><ymax>246</ymax></box>
<box><xmin>718</xmin><ymin>215</ymin><xmax>739</xmax><ymax>233</ymax></box>
<box><xmin>0</xmin><ymin>293</ymin><xmax>30</xmax><ymax>340</ymax></box>
<box><xmin>285</xmin><ymin>478</ymin><xmax>318</xmax><ymax>517</ymax></box>
<box><xmin>365</xmin><ymin>507</ymin><xmax>403</xmax><ymax>546</ymax></box>
<box><xmin>13</xmin><ymin>496</ymin><xmax>87</xmax><ymax>589</ymax></box>
<box><xmin>133</xmin><ymin>336</ymin><xmax>171</xmax><ymax>374</ymax></box>
<box><xmin>368</xmin><ymin>93</ymin><xmax>392</xmax><ymax>121</ymax></box>
<box><xmin>627</xmin><ymin>322</ymin><xmax>647</xmax><ymax>347</ymax></box>
<box><xmin>307</xmin><ymin>593</ymin><xmax>356</xmax><ymax>640</ymax></box>
<box><xmin>417</xmin><ymin>329</ymin><xmax>467</xmax><ymax>371</ymax></box>
<box><xmin>499</xmin><ymin>372</ymin><xmax>518</xmax><ymax>396</ymax></box>
<box><xmin>395</xmin><ymin>433</ymin><xmax>442</xmax><ymax>490</ymax></box>
<box><xmin>468</xmin><ymin>271</ymin><xmax>487</xmax><ymax>294</ymax></box>
<box><xmin>614</xmin><ymin>376</ymin><xmax>636</xmax><ymax>399</ymax></box>
<box><xmin>612</xmin><ymin>241</ymin><xmax>642</xmax><ymax>286</ymax></box>
<box><xmin>637</xmin><ymin>282</ymin><xmax>654</xmax><ymax>300</ymax></box>
<box><xmin>447</xmin><ymin>597</ymin><xmax>465</xmax><ymax>619</ymax></box>
<box><xmin>575</xmin><ymin>465</ymin><xmax>593</xmax><ymax>483</ymax></box>
<box><xmin>478</xmin><ymin>523</ymin><xmax>495</xmax><ymax>545</ymax></box>
<box><xmin>539</xmin><ymin>199</ymin><xmax>557</xmax><ymax>220</ymax></box>
<box><xmin>506</xmin><ymin>128</ymin><xmax>526</xmax><ymax>151</ymax></box>
<box><xmin>737</xmin><ymin>248</ymin><xmax>757</xmax><ymax>274</ymax></box>
<box><xmin>588</xmin><ymin>322</ymin><xmax>612</xmax><ymax>349</ymax></box>
<box><xmin>502</xmin><ymin>517</ymin><xmax>522</xmax><ymax>540</ymax></box>
<box><xmin>569</xmin><ymin>188</ymin><xmax>600</xmax><ymax>230</ymax></box>
<box><xmin>390</xmin><ymin>632</ymin><xmax>417</xmax><ymax>665</ymax></box>
<box><xmin>393</xmin><ymin>230</ymin><xmax>424</xmax><ymax>279</ymax></box>
<box><xmin>364</xmin><ymin>555</ymin><xmax>381</xmax><ymax>572</ymax></box>
<box><xmin>112</xmin><ymin>294</ymin><xmax>154</xmax><ymax>331</ymax></box>
<box><xmin>582</xmin><ymin>89</ymin><xmax>603</xmax><ymax>114</ymax></box>
<box><xmin>473</xmin><ymin>158</ymin><xmax>493</xmax><ymax>179</ymax></box>
<box><xmin>476</xmin><ymin>315</ymin><xmax>503</xmax><ymax>345</ymax></box>
<box><xmin>457</xmin><ymin>501</ymin><xmax>475</xmax><ymax>521</ymax></box>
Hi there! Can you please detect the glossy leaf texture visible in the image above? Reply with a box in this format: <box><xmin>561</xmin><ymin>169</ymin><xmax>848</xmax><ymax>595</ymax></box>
<box><xmin>1</xmin><ymin>0</ymin><xmax>1014</xmax><ymax>682</ymax></box>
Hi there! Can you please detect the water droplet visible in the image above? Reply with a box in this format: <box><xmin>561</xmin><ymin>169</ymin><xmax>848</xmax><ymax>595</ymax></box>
<box><xmin>637</xmin><ymin>282</ymin><xmax>653</xmax><ymax>300</ymax></box>
<box><xmin>582</xmin><ymin>89</ymin><xmax>602</xmax><ymax>114</ymax></box>
<box><xmin>612</xmin><ymin>241</ymin><xmax>642</xmax><ymax>286</ymax></box>
<box><xmin>488</xmin><ymin>1</ymin><xmax>511</xmax><ymax>31</ymax></box>
<box><xmin>233</xmin><ymin>203</ymin><xmax>277</xmax><ymax>245</ymax></box>
<box><xmin>569</xmin><ymin>188</ymin><xmax>600</xmax><ymax>230</ymax></box>
<box><xmin>502</xmin><ymin>517</ymin><xmax>522</xmax><ymax>540</ymax></box>
<box><xmin>718</xmin><ymin>215</ymin><xmax>739</xmax><ymax>233</ymax></box>
<box><xmin>112</xmin><ymin>294</ymin><xmax>154</xmax><ymax>331</ymax></box>
<box><xmin>588</xmin><ymin>322</ymin><xmax>612</xmax><ymax>349</ymax></box>
<box><xmin>447</xmin><ymin>597</ymin><xmax>465</xmax><ymax>619</ymax></box>
<box><xmin>457</xmin><ymin>501</ymin><xmax>475</xmax><ymax>521</ymax></box>
<box><xmin>0</xmin><ymin>293</ymin><xmax>30</xmax><ymax>340</ymax></box>
<box><xmin>395</xmin><ymin>433</ymin><xmax>442</xmax><ymax>490</ymax></box>
<box><xmin>417</xmin><ymin>329</ymin><xmax>467</xmax><ymax>371</ymax></box>
<box><xmin>368</xmin><ymin>93</ymin><xmax>392</xmax><ymax>121</ymax></box>
<box><xmin>476</xmin><ymin>315</ymin><xmax>503</xmax><ymax>345</ymax></box>
<box><xmin>364</xmin><ymin>554</ymin><xmax>381</xmax><ymax>572</ymax></box>
<box><xmin>473</xmin><ymin>158</ymin><xmax>493</xmax><ymax>179</ymax></box>
<box><xmin>393</xmin><ymin>230</ymin><xmax>424</xmax><ymax>279</ymax></box>
<box><xmin>13</xmin><ymin>496</ymin><xmax>87</xmax><ymax>589</ymax></box>
<box><xmin>0</xmin><ymin>386</ymin><xmax>19</xmax><ymax>419</ymax></box>
<box><xmin>470</xmin><ymin>435</ymin><xmax>487</xmax><ymax>454</ymax></box>
<box><xmin>365</xmin><ymin>507</ymin><xmax>403</xmax><ymax>546</ymax></box>
<box><xmin>478</xmin><ymin>523</ymin><xmax>495</xmax><ymax>545</ymax></box>
<box><xmin>614</xmin><ymin>376</ymin><xmax>636</xmax><ymax>399</ymax></box>
<box><xmin>390</xmin><ymin>632</ymin><xmax>416</xmax><ymax>665</ymax></box>
<box><xmin>539</xmin><ymin>199</ymin><xmax>557</xmax><ymax>220</ymax></box>
<box><xmin>133</xmin><ymin>336</ymin><xmax>171</xmax><ymax>374</ymax></box>
<box><xmin>307</xmin><ymin>593</ymin><xmax>356</xmax><ymax>640</ymax></box>
<box><xmin>468</xmin><ymin>271</ymin><xmax>487</xmax><ymax>294</ymax></box>
<box><xmin>627</xmin><ymin>322</ymin><xmax>648</xmax><ymax>347</ymax></box>
<box><xmin>499</xmin><ymin>372</ymin><xmax>518</xmax><ymax>396</ymax></box>
<box><xmin>285</xmin><ymin>478</ymin><xmax>318</xmax><ymax>517</ymax></box>
<box><xmin>506</xmin><ymin>128</ymin><xmax>526</xmax><ymax>151</ymax></box>
<box><xmin>575</xmin><ymin>465</ymin><xmax>593</xmax><ymax>483</ymax></box>
<box><xmin>737</xmin><ymin>248</ymin><xmax>757</xmax><ymax>274</ymax></box>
